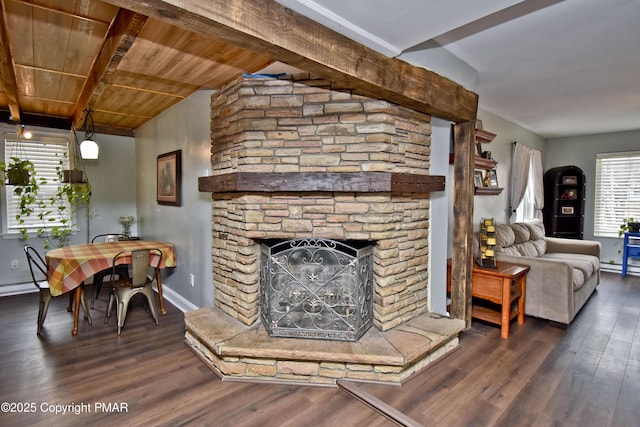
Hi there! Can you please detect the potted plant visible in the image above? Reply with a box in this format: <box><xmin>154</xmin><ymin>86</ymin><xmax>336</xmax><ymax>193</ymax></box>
<box><xmin>62</xmin><ymin>169</ymin><xmax>84</xmax><ymax>183</ymax></box>
<box><xmin>0</xmin><ymin>157</ymin><xmax>36</xmax><ymax>186</ymax></box>
<box><xmin>619</xmin><ymin>217</ymin><xmax>640</xmax><ymax>236</ymax></box>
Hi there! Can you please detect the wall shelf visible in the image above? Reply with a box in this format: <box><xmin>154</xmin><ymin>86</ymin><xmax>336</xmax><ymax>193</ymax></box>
<box><xmin>475</xmin><ymin>186</ymin><xmax>503</xmax><ymax>195</ymax></box>
<box><xmin>474</xmin><ymin>156</ymin><xmax>497</xmax><ymax>170</ymax></box>
<box><xmin>475</xmin><ymin>128</ymin><xmax>496</xmax><ymax>143</ymax></box>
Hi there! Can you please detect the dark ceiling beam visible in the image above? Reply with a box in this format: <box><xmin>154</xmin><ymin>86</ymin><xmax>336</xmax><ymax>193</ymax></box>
<box><xmin>72</xmin><ymin>8</ymin><xmax>148</xmax><ymax>129</ymax></box>
<box><xmin>0</xmin><ymin>0</ymin><xmax>21</xmax><ymax>123</ymax></box>
<box><xmin>0</xmin><ymin>110</ymin><xmax>72</xmax><ymax>130</ymax></box>
<box><xmin>102</xmin><ymin>0</ymin><xmax>478</xmax><ymax>123</ymax></box>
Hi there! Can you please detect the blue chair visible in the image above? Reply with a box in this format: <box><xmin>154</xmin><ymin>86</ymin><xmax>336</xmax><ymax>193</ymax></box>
<box><xmin>622</xmin><ymin>232</ymin><xmax>640</xmax><ymax>277</ymax></box>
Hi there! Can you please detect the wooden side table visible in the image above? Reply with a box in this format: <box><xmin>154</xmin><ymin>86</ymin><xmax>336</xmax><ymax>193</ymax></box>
<box><xmin>448</xmin><ymin>259</ymin><xmax>529</xmax><ymax>339</ymax></box>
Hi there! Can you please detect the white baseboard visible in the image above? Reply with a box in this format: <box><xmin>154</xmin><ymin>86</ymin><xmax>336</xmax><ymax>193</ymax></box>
<box><xmin>0</xmin><ymin>282</ymin><xmax>37</xmax><ymax>297</ymax></box>
<box><xmin>154</xmin><ymin>284</ymin><xmax>199</xmax><ymax>313</ymax></box>
<box><xmin>600</xmin><ymin>262</ymin><xmax>639</xmax><ymax>276</ymax></box>
<box><xmin>2</xmin><ymin>281</ymin><xmax>200</xmax><ymax>313</ymax></box>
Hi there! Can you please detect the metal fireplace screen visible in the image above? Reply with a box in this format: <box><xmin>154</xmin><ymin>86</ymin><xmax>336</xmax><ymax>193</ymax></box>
<box><xmin>260</xmin><ymin>238</ymin><xmax>373</xmax><ymax>342</ymax></box>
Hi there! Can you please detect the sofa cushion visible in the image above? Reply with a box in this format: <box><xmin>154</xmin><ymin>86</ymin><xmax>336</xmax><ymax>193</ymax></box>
<box><xmin>496</xmin><ymin>224</ymin><xmax>515</xmax><ymax>249</ymax></box>
<box><xmin>525</xmin><ymin>221</ymin><xmax>546</xmax><ymax>240</ymax></box>
<box><xmin>495</xmin><ymin>221</ymin><xmax>547</xmax><ymax>257</ymax></box>
<box><xmin>512</xmin><ymin>223</ymin><xmax>531</xmax><ymax>243</ymax></box>
<box><xmin>540</xmin><ymin>253</ymin><xmax>600</xmax><ymax>290</ymax></box>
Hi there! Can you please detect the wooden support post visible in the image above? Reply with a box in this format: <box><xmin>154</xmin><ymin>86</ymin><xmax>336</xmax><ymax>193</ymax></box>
<box><xmin>451</xmin><ymin>121</ymin><xmax>475</xmax><ymax>328</ymax></box>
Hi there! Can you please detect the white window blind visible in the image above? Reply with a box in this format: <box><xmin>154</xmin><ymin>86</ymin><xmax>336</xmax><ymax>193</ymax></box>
<box><xmin>3</xmin><ymin>137</ymin><xmax>70</xmax><ymax>234</ymax></box>
<box><xmin>594</xmin><ymin>151</ymin><xmax>640</xmax><ymax>237</ymax></box>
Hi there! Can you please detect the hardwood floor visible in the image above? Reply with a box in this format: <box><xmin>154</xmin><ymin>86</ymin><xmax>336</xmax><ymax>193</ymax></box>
<box><xmin>0</xmin><ymin>272</ymin><xmax>638</xmax><ymax>426</ymax></box>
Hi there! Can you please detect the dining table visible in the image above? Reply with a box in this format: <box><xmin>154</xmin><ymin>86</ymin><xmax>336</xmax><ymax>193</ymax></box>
<box><xmin>46</xmin><ymin>240</ymin><xmax>177</xmax><ymax>335</ymax></box>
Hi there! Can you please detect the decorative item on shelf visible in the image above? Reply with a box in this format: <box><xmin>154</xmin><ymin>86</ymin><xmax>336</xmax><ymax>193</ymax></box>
<box><xmin>119</xmin><ymin>215</ymin><xmax>135</xmax><ymax>238</ymax></box>
<box><xmin>478</xmin><ymin>218</ymin><xmax>498</xmax><ymax>269</ymax></box>
<box><xmin>486</xmin><ymin>170</ymin><xmax>498</xmax><ymax>187</ymax></box>
<box><xmin>474</xmin><ymin>170</ymin><xmax>484</xmax><ymax>188</ymax></box>
<box><xmin>79</xmin><ymin>107</ymin><xmax>99</xmax><ymax>159</ymax></box>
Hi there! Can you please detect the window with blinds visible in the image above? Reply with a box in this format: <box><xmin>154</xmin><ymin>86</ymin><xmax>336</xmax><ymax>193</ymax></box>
<box><xmin>3</xmin><ymin>137</ymin><xmax>71</xmax><ymax>235</ymax></box>
<box><xmin>594</xmin><ymin>151</ymin><xmax>640</xmax><ymax>237</ymax></box>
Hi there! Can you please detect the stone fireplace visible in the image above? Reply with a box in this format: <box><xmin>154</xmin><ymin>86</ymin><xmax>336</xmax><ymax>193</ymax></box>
<box><xmin>186</xmin><ymin>73</ymin><xmax>464</xmax><ymax>385</ymax></box>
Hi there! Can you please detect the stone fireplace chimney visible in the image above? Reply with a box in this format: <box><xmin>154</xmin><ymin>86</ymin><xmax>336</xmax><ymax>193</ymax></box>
<box><xmin>188</xmin><ymin>73</ymin><xmax>464</xmax><ymax>384</ymax></box>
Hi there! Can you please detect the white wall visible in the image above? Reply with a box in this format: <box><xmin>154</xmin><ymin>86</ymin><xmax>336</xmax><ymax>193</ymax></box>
<box><xmin>135</xmin><ymin>90</ymin><xmax>214</xmax><ymax>309</ymax></box>
<box><xmin>86</xmin><ymin>133</ymin><xmax>139</xmax><ymax>238</ymax></box>
<box><xmin>546</xmin><ymin>128</ymin><xmax>640</xmax><ymax>266</ymax></box>
<box><xmin>429</xmin><ymin>118</ymin><xmax>452</xmax><ymax>315</ymax></box>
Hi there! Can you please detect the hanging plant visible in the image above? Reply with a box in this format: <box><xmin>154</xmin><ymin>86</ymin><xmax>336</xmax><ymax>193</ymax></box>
<box><xmin>1</xmin><ymin>157</ymin><xmax>36</xmax><ymax>186</ymax></box>
<box><xmin>62</xmin><ymin>169</ymin><xmax>84</xmax><ymax>183</ymax></box>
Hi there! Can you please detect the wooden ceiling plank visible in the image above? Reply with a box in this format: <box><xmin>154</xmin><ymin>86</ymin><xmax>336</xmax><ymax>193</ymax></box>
<box><xmin>110</xmin><ymin>69</ymin><xmax>197</xmax><ymax>96</ymax></box>
<box><xmin>0</xmin><ymin>0</ymin><xmax>21</xmax><ymax>122</ymax></box>
<box><xmin>102</xmin><ymin>0</ymin><xmax>478</xmax><ymax>123</ymax></box>
<box><xmin>11</xmin><ymin>0</ymin><xmax>115</xmax><ymax>25</ymax></box>
<box><xmin>16</xmin><ymin>64</ymin><xmax>85</xmax><ymax>79</ymax></box>
<box><xmin>72</xmin><ymin>8</ymin><xmax>148</xmax><ymax>126</ymax></box>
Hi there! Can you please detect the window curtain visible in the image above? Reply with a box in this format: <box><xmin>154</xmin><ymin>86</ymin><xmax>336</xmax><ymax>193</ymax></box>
<box><xmin>530</xmin><ymin>148</ymin><xmax>544</xmax><ymax>220</ymax></box>
<box><xmin>510</xmin><ymin>143</ymin><xmax>544</xmax><ymax>223</ymax></box>
<box><xmin>510</xmin><ymin>143</ymin><xmax>531</xmax><ymax>222</ymax></box>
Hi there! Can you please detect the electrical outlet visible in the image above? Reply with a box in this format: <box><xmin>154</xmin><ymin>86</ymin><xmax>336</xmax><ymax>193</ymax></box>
<box><xmin>10</xmin><ymin>259</ymin><xmax>19</xmax><ymax>270</ymax></box>
<box><xmin>189</xmin><ymin>273</ymin><xmax>195</xmax><ymax>287</ymax></box>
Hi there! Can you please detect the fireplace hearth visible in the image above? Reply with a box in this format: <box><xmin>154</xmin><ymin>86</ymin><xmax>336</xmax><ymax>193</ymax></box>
<box><xmin>260</xmin><ymin>238</ymin><xmax>373</xmax><ymax>341</ymax></box>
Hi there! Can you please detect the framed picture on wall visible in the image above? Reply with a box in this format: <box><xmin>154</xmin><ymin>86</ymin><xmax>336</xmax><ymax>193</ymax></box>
<box><xmin>157</xmin><ymin>150</ymin><xmax>182</xmax><ymax>206</ymax></box>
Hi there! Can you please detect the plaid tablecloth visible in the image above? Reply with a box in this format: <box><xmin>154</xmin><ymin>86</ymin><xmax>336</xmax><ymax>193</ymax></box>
<box><xmin>46</xmin><ymin>241</ymin><xmax>176</xmax><ymax>297</ymax></box>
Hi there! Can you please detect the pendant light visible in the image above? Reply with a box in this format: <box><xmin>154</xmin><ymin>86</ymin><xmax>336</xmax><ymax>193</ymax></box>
<box><xmin>80</xmin><ymin>107</ymin><xmax>99</xmax><ymax>159</ymax></box>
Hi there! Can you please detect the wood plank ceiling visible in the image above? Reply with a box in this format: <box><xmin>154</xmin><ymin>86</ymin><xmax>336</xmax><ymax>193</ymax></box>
<box><xmin>0</xmin><ymin>0</ymin><xmax>274</xmax><ymax>135</ymax></box>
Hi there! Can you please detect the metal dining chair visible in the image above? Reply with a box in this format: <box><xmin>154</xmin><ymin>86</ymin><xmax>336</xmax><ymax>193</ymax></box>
<box><xmin>24</xmin><ymin>245</ymin><xmax>92</xmax><ymax>335</ymax></box>
<box><xmin>90</xmin><ymin>233</ymin><xmax>130</xmax><ymax>308</ymax></box>
<box><xmin>104</xmin><ymin>248</ymin><xmax>162</xmax><ymax>335</ymax></box>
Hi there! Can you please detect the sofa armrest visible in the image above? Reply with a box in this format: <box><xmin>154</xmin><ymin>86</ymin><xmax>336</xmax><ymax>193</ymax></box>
<box><xmin>545</xmin><ymin>237</ymin><xmax>601</xmax><ymax>258</ymax></box>
<box><xmin>494</xmin><ymin>253</ymin><xmax>574</xmax><ymax>324</ymax></box>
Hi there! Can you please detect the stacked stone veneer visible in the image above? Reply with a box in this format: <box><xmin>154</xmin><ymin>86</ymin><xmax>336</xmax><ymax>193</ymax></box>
<box><xmin>209</xmin><ymin>73</ymin><xmax>434</xmax><ymax>332</ymax></box>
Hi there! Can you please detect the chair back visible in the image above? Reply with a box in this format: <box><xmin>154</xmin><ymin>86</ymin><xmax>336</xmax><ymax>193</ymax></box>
<box><xmin>24</xmin><ymin>246</ymin><xmax>47</xmax><ymax>289</ymax></box>
<box><xmin>113</xmin><ymin>249</ymin><xmax>163</xmax><ymax>288</ymax></box>
<box><xmin>92</xmin><ymin>233</ymin><xmax>128</xmax><ymax>243</ymax></box>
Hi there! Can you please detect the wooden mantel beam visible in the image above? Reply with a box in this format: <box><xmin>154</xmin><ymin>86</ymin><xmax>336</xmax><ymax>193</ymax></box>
<box><xmin>102</xmin><ymin>0</ymin><xmax>478</xmax><ymax>123</ymax></box>
<box><xmin>198</xmin><ymin>172</ymin><xmax>445</xmax><ymax>194</ymax></box>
